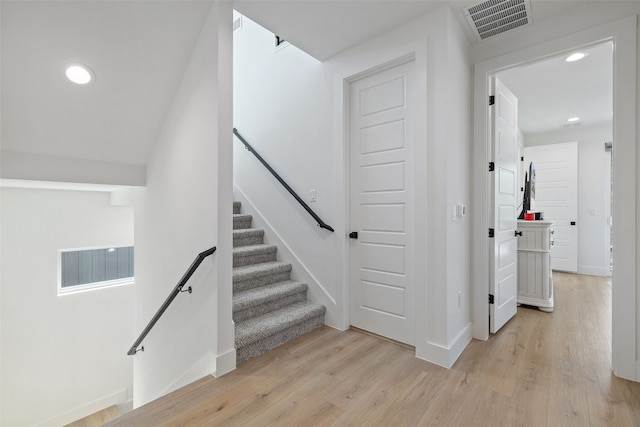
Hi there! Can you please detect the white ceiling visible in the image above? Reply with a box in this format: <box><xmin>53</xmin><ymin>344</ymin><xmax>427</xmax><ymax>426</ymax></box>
<box><xmin>498</xmin><ymin>42</ymin><xmax>613</xmax><ymax>135</ymax></box>
<box><xmin>233</xmin><ymin>0</ymin><xmax>585</xmax><ymax>60</ymax></box>
<box><xmin>1</xmin><ymin>1</ymin><xmax>211</xmax><ymax>166</ymax></box>
<box><xmin>234</xmin><ymin>1</ymin><xmax>458</xmax><ymax>60</ymax></box>
<box><xmin>1</xmin><ymin>0</ymin><xmax>599</xmax><ymax>173</ymax></box>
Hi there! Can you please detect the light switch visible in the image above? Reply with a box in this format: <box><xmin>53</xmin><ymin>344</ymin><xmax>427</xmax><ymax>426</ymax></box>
<box><xmin>310</xmin><ymin>189</ymin><xmax>316</xmax><ymax>202</ymax></box>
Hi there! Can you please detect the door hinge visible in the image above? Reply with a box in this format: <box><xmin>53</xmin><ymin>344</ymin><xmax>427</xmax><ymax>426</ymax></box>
<box><xmin>489</xmin><ymin>95</ymin><xmax>495</xmax><ymax>106</ymax></box>
<box><xmin>488</xmin><ymin>228</ymin><xmax>494</xmax><ymax>238</ymax></box>
<box><xmin>489</xmin><ymin>294</ymin><xmax>495</xmax><ymax>304</ymax></box>
<box><xmin>521</xmin><ymin>156</ymin><xmax>524</xmax><ymax>161</ymax></box>
<box><xmin>489</xmin><ymin>161</ymin><xmax>495</xmax><ymax>172</ymax></box>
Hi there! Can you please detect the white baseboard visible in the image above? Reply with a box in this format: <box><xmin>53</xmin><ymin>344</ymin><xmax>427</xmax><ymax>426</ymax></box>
<box><xmin>214</xmin><ymin>347</ymin><xmax>236</xmax><ymax>377</ymax></box>
<box><xmin>159</xmin><ymin>352</ymin><xmax>217</xmax><ymax>399</ymax></box>
<box><xmin>416</xmin><ymin>324</ymin><xmax>472</xmax><ymax>368</ymax></box>
<box><xmin>449</xmin><ymin>324</ymin><xmax>473</xmax><ymax>364</ymax></box>
<box><xmin>33</xmin><ymin>389</ymin><xmax>128</xmax><ymax>427</ymax></box>
<box><xmin>578</xmin><ymin>265</ymin><xmax>611</xmax><ymax>277</ymax></box>
<box><xmin>116</xmin><ymin>399</ymin><xmax>134</xmax><ymax>415</ymax></box>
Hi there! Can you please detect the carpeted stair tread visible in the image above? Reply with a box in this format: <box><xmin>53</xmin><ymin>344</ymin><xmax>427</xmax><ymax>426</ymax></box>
<box><xmin>233</xmin><ymin>243</ymin><xmax>277</xmax><ymax>257</ymax></box>
<box><xmin>233</xmin><ymin>261</ymin><xmax>292</xmax><ymax>282</ymax></box>
<box><xmin>233</xmin><ymin>228</ymin><xmax>264</xmax><ymax>247</ymax></box>
<box><xmin>233</xmin><ymin>281</ymin><xmax>307</xmax><ymax>312</ymax></box>
<box><xmin>232</xmin><ymin>261</ymin><xmax>293</xmax><ymax>292</ymax></box>
<box><xmin>233</xmin><ymin>214</ymin><xmax>252</xmax><ymax>230</ymax></box>
<box><xmin>233</xmin><ymin>228</ymin><xmax>263</xmax><ymax>237</ymax></box>
<box><xmin>235</xmin><ymin>301</ymin><xmax>326</xmax><ymax>348</ymax></box>
<box><xmin>236</xmin><ymin>316</ymin><xmax>324</xmax><ymax>364</ymax></box>
<box><xmin>233</xmin><ymin>244</ymin><xmax>277</xmax><ymax>267</ymax></box>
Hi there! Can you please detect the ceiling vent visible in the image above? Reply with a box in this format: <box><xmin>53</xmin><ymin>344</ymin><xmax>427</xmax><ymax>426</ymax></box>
<box><xmin>463</xmin><ymin>0</ymin><xmax>533</xmax><ymax>41</ymax></box>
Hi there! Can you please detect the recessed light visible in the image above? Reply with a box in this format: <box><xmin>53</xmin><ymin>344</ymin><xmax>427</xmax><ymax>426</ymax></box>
<box><xmin>566</xmin><ymin>52</ymin><xmax>586</xmax><ymax>62</ymax></box>
<box><xmin>567</xmin><ymin>117</ymin><xmax>581</xmax><ymax>122</ymax></box>
<box><xmin>65</xmin><ymin>63</ymin><xmax>95</xmax><ymax>85</ymax></box>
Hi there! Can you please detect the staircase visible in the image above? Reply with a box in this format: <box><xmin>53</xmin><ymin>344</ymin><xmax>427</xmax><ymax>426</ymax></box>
<box><xmin>233</xmin><ymin>201</ymin><xmax>326</xmax><ymax>363</ymax></box>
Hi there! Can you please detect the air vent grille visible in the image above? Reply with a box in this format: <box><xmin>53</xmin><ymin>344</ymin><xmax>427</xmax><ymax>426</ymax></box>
<box><xmin>464</xmin><ymin>0</ymin><xmax>533</xmax><ymax>41</ymax></box>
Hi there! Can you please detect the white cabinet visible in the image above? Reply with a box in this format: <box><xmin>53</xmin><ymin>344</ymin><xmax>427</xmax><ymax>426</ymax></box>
<box><xmin>516</xmin><ymin>220</ymin><xmax>554</xmax><ymax>312</ymax></box>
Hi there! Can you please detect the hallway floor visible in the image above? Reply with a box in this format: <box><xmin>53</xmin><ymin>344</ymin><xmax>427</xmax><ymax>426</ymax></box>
<box><xmin>104</xmin><ymin>272</ymin><xmax>640</xmax><ymax>426</ymax></box>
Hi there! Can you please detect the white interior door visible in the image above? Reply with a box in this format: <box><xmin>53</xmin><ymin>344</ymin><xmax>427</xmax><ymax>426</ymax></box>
<box><xmin>349</xmin><ymin>61</ymin><xmax>415</xmax><ymax>345</ymax></box>
<box><xmin>490</xmin><ymin>77</ymin><xmax>518</xmax><ymax>333</ymax></box>
<box><xmin>524</xmin><ymin>142</ymin><xmax>578</xmax><ymax>272</ymax></box>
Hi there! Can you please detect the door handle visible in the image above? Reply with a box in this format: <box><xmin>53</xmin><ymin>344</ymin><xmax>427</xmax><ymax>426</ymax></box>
<box><xmin>570</xmin><ymin>221</ymin><xmax>576</xmax><ymax>226</ymax></box>
<box><xmin>349</xmin><ymin>232</ymin><xmax>358</xmax><ymax>239</ymax></box>
<box><xmin>515</xmin><ymin>231</ymin><xmax>523</xmax><ymax>237</ymax></box>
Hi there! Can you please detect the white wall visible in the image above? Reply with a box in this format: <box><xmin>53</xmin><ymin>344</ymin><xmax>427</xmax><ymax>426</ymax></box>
<box><xmin>233</xmin><ymin>14</ymin><xmax>339</xmax><ymax>324</ymax></box>
<box><xmin>525</xmin><ymin>123</ymin><xmax>612</xmax><ymax>276</ymax></box>
<box><xmin>133</xmin><ymin>1</ymin><xmax>234</xmax><ymax>407</ymax></box>
<box><xmin>0</xmin><ymin>188</ymin><xmax>134</xmax><ymax>427</ymax></box>
<box><xmin>444</xmin><ymin>11</ymin><xmax>472</xmax><ymax>354</ymax></box>
<box><xmin>234</xmin><ymin>6</ymin><xmax>472</xmax><ymax>367</ymax></box>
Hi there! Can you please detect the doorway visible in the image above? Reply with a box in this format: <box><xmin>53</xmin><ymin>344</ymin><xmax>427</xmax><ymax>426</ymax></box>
<box><xmin>471</xmin><ymin>17</ymin><xmax>637</xmax><ymax>380</ymax></box>
<box><xmin>498</xmin><ymin>41</ymin><xmax>613</xmax><ymax>277</ymax></box>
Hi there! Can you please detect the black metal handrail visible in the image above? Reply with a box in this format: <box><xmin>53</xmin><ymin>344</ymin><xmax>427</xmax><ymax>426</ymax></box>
<box><xmin>233</xmin><ymin>128</ymin><xmax>334</xmax><ymax>232</ymax></box>
<box><xmin>127</xmin><ymin>246</ymin><xmax>217</xmax><ymax>355</ymax></box>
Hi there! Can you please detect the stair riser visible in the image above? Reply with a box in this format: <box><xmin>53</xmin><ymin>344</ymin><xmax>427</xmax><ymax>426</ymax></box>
<box><xmin>233</xmin><ymin>218</ymin><xmax>252</xmax><ymax>230</ymax></box>
<box><xmin>233</xmin><ymin>234</ymin><xmax>264</xmax><ymax>248</ymax></box>
<box><xmin>234</xmin><ymin>252</ymin><xmax>277</xmax><ymax>268</ymax></box>
<box><xmin>234</xmin><ymin>271</ymin><xmax>291</xmax><ymax>293</ymax></box>
<box><xmin>233</xmin><ymin>202</ymin><xmax>241</xmax><ymax>215</ymax></box>
<box><xmin>236</xmin><ymin>316</ymin><xmax>324</xmax><ymax>364</ymax></box>
<box><xmin>233</xmin><ymin>290</ymin><xmax>307</xmax><ymax>323</ymax></box>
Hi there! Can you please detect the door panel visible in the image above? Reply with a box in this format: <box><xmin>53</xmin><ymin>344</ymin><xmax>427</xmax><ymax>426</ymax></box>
<box><xmin>524</xmin><ymin>142</ymin><xmax>578</xmax><ymax>272</ymax></box>
<box><xmin>350</xmin><ymin>61</ymin><xmax>415</xmax><ymax>345</ymax></box>
<box><xmin>361</xmin><ymin>204</ymin><xmax>404</xmax><ymax>232</ymax></box>
<box><xmin>490</xmin><ymin>77</ymin><xmax>519</xmax><ymax>333</ymax></box>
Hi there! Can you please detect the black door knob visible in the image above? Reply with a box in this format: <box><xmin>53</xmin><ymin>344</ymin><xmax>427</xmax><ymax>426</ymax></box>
<box><xmin>349</xmin><ymin>232</ymin><xmax>358</xmax><ymax>239</ymax></box>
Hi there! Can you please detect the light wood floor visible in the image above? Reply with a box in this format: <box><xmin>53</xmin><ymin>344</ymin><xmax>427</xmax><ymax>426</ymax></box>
<box><xmin>104</xmin><ymin>272</ymin><xmax>640</xmax><ymax>426</ymax></box>
<box><xmin>65</xmin><ymin>405</ymin><xmax>121</xmax><ymax>427</ymax></box>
